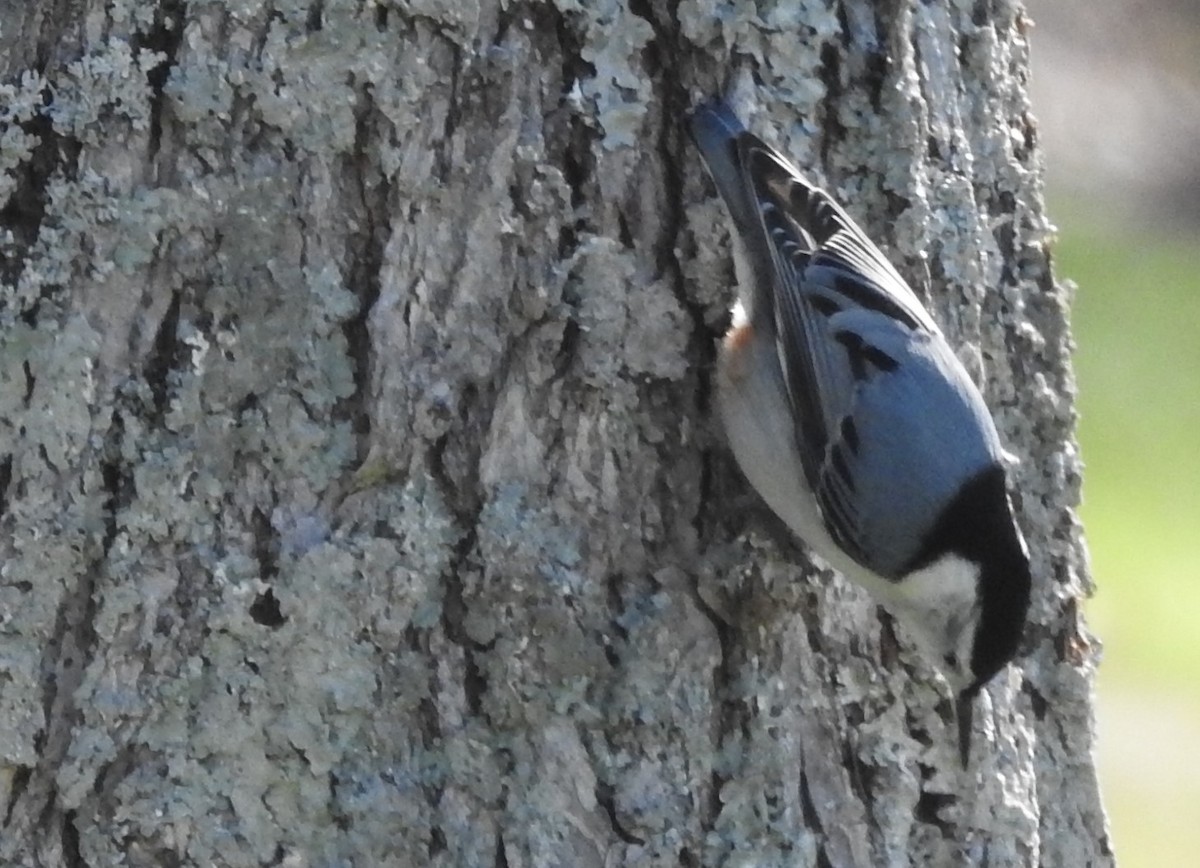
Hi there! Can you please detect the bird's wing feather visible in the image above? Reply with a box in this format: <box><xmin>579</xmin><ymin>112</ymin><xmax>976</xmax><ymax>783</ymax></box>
<box><xmin>731</xmin><ymin>141</ymin><xmax>941</xmax><ymax>569</ymax></box>
<box><xmin>692</xmin><ymin>101</ymin><xmax>1001</xmax><ymax>575</ymax></box>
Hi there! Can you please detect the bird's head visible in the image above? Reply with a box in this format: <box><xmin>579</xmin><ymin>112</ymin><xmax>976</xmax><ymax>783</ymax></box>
<box><xmin>901</xmin><ymin>464</ymin><xmax>1033</xmax><ymax>765</ymax></box>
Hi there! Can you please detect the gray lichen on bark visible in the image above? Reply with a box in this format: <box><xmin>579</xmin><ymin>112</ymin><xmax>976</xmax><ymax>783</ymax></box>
<box><xmin>0</xmin><ymin>1</ymin><xmax>1109</xmax><ymax>866</ymax></box>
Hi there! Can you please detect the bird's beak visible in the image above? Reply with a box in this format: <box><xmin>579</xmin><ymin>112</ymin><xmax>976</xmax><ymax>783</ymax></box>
<box><xmin>956</xmin><ymin>692</ymin><xmax>974</xmax><ymax>769</ymax></box>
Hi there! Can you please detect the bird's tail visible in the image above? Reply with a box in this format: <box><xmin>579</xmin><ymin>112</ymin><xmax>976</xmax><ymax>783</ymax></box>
<box><xmin>689</xmin><ymin>100</ymin><xmax>759</xmax><ymax>234</ymax></box>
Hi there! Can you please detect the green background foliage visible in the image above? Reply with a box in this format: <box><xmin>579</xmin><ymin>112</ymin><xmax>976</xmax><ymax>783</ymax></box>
<box><xmin>1056</xmin><ymin>207</ymin><xmax>1200</xmax><ymax>865</ymax></box>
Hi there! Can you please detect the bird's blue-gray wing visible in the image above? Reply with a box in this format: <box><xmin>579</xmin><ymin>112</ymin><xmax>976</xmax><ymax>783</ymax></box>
<box><xmin>741</xmin><ymin>146</ymin><xmax>1003</xmax><ymax>576</ymax></box>
<box><xmin>693</xmin><ymin>102</ymin><xmax>1001</xmax><ymax>577</ymax></box>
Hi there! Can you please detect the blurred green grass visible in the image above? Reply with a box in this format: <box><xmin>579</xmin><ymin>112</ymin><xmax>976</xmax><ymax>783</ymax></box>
<box><xmin>1052</xmin><ymin>203</ymin><xmax>1200</xmax><ymax>866</ymax></box>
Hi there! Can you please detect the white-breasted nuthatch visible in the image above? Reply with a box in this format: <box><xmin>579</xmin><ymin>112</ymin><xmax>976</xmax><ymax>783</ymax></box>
<box><xmin>691</xmin><ymin>99</ymin><xmax>1031</xmax><ymax>764</ymax></box>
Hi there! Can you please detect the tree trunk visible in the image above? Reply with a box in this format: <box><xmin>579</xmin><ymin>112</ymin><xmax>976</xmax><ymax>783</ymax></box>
<box><xmin>0</xmin><ymin>1</ymin><xmax>1110</xmax><ymax>866</ymax></box>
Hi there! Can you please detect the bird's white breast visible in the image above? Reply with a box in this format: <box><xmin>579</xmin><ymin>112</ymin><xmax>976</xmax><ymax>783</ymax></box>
<box><xmin>717</xmin><ymin>320</ymin><xmax>981</xmax><ymax>686</ymax></box>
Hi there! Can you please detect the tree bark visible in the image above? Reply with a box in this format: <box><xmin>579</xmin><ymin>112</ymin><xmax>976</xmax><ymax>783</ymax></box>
<box><xmin>0</xmin><ymin>1</ymin><xmax>1110</xmax><ymax>866</ymax></box>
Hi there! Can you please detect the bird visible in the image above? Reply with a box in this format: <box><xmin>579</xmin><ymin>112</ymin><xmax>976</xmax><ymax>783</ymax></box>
<box><xmin>690</xmin><ymin>98</ymin><xmax>1032</xmax><ymax>765</ymax></box>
